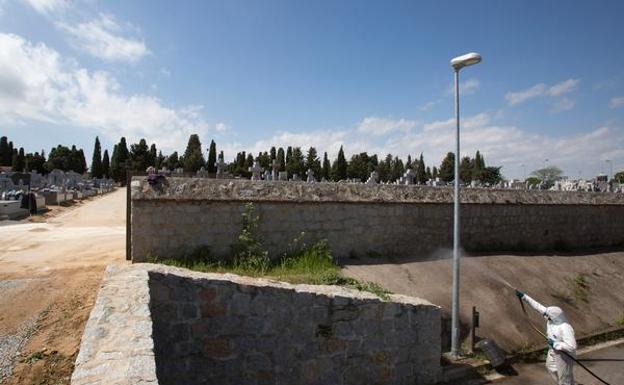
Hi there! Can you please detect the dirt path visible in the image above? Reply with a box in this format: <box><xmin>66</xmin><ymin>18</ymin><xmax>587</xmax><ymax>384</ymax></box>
<box><xmin>0</xmin><ymin>189</ymin><xmax>126</xmax><ymax>384</ymax></box>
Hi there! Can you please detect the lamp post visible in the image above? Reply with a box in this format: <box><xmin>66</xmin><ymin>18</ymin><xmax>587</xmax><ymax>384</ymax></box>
<box><xmin>450</xmin><ymin>52</ymin><xmax>481</xmax><ymax>357</ymax></box>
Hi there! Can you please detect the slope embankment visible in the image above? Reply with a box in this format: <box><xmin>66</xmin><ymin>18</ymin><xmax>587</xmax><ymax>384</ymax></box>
<box><xmin>342</xmin><ymin>250</ymin><xmax>624</xmax><ymax>353</ymax></box>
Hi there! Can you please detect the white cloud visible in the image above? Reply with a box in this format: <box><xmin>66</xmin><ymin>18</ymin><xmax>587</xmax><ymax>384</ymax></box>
<box><xmin>609</xmin><ymin>96</ymin><xmax>624</xmax><ymax>109</ymax></box>
<box><xmin>56</xmin><ymin>13</ymin><xmax>149</xmax><ymax>63</ymax></box>
<box><xmin>228</xmin><ymin>111</ymin><xmax>623</xmax><ymax>179</ymax></box>
<box><xmin>21</xmin><ymin>0</ymin><xmax>66</xmax><ymax>14</ymax></box>
<box><xmin>505</xmin><ymin>78</ymin><xmax>580</xmax><ymax>106</ymax></box>
<box><xmin>357</xmin><ymin>116</ymin><xmax>416</xmax><ymax>136</ymax></box>
<box><xmin>460</xmin><ymin>78</ymin><xmax>480</xmax><ymax>95</ymax></box>
<box><xmin>215</xmin><ymin>122</ymin><xmax>230</xmax><ymax>132</ymax></box>
<box><xmin>0</xmin><ymin>33</ymin><xmax>208</xmax><ymax>152</ymax></box>
<box><xmin>551</xmin><ymin>98</ymin><xmax>575</xmax><ymax>113</ymax></box>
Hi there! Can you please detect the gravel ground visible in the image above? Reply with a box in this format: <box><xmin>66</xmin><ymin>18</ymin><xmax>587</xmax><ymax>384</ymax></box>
<box><xmin>0</xmin><ymin>314</ymin><xmax>40</xmax><ymax>383</ymax></box>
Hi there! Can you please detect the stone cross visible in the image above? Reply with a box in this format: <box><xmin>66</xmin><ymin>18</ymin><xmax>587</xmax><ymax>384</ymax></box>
<box><xmin>271</xmin><ymin>159</ymin><xmax>279</xmax><ymax>181</ymax></box>
<box><xmin>306</xmin><ymin>168</ymin><xmax>316</xmax><ymax>183</ymax></box>
<box><xmin>366</xmin><ymin>171</ymin><xmax>379</xmax><ymax>185</ymax></box>
<box><xmin>215</xmin><ymin>155</ymin><xmax>226</xmax><ymax>179</ymax></box>
<box><xmin>249</xmin><ymin>160</ymin><xmax>263</xmax><ymax>181</ymax></box>
<box><xmin>403</xmin><ymin>168</ymin><xmax>416</xmax><ymax>185</ymax></box>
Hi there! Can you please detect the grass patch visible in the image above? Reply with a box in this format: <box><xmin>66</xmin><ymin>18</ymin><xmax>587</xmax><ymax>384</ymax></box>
<box><xmin>570</xmin><ymin>273</ymin><xmax>590</xmax><ymax>304</ymax></box>
<box><xmin>151</xmin><ymin>203</ymin><xmax>390</xmax><ymax>300</ymax></box>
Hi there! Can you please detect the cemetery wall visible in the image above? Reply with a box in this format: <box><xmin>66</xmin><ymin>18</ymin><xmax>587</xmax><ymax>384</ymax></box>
<box><xmin>72</xmin><ymin>263</ymin><xmax>442</xmax><ymax>385</ymax></box>
<box><xmin>131</xmin><ymin>178</ymin><xmax>624</xmax><ymax>262</ymax></box>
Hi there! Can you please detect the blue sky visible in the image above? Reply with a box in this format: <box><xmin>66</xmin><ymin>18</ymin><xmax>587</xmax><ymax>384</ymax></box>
<box><xmin>1</xmin><ymin>0</ymin><xmax>623</xmax><ymax>178</ymax></box>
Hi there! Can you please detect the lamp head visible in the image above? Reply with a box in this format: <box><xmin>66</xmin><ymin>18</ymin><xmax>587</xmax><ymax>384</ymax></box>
<box><xmin>450</xmin><ymin>52</ymin><xmax>482</xmax><ymax>71</ymax></box>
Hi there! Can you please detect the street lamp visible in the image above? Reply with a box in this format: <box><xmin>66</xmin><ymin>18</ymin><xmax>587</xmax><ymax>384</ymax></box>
<box><xmin>450</xmin><ymin>52</ymin><xmax>481</xmax><ymax>358</ymax></box>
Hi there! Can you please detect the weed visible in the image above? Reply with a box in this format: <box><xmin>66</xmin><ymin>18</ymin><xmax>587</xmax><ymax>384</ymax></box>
<box><xmin>570</xmin><ymin>273</ymin><xmax>590</xmax><ymax>304</ymax></box>
<box><xmin>23</xmin><ymin>351</ymin><xmax>44</xmax><ymax>364</ymax></box>
<box><xmin>617</xmin><ymin>316</ymin><xmax>624</xmax><ymax>327</ymax></box>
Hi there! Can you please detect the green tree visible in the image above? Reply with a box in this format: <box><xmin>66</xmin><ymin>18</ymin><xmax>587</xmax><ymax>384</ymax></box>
<box><xmin>614</xmin><ymin>171</ymin><xmax>624</xmax><ymax>183</ymax></box>
<box><xmin>207</xmin><ymin>140</ymin><xmax>217</xmax><ymax>173</ymax></box>
<box><xmin>305</xmin><ymin>147</ymin><xmax>321</xmax><ymax>178</ymax></box>
<box><xmin>270</xmin><ymin>146</ymin><xmax>276</xmax><ymax>161</ymax></box>
<box><xmin>182</xmin><ymin>134</ymin><xmax>205</xmax><ymax>172</ymax></box>
<box><xmin>102</xmin><ymin>150</ymin><xmax>110</xmax><ymax>178</ymax></box>
<box><xmin>287</xmin><ymin>147</ymin><xmax>304</xmax><ymax>177</ymax></box>
<box><xmin>376</xmin><ymin>154</ymin><xmax>393</xmax><ymax>182</ymax></box>
<box><xmin>330</xmin><ymin>146</ymin><xmax>347</xmax><ymax>181</ymax></box>
<box><xmin>530</xmin><ymin>166</ymin><xmax>563</xmax><ymax>188</ymax></box>
<box><xmin>321</xmin><ymin>152</ymin><xmax>331</xmax><ymax>180</ymax></box>
<box><xmin>432</xmin><ymin>166</ymin><xmax>438</xmax><ymax>179</ymax></box>
<box><xmin>0</xmin><ymin>136</ymin><xmax>10</xmax><ymax>166</ymax></box>
<box><xmin>91</xmin><ymin>136</ymin><xmax>103</xmax><ymax>178</ymax></box>
<box><xmin>438</xmin><ymin>152</ymin><xmax>455</xmax><ymax>182</ymax></box>
<box><xmin>45</xmin><ymin>145</ymin><xmax>72</xmax><ymax>172</ymax></box>
<box><xmin>166</xmin><ymin>151</ymin><xmax>180</xmax><ymax>170</ymax></box>
<box><xmin>459</xmin><ymin>156</ymin><xmax>472</xmax><ymax>183</ymax></box>
<box><xmin>130</xmin><ymin>139</ymin><xmax>150</xmax><ymax>172</ymax></box>
<box><xmin>25</xmin><ymin>151</ymin><xmax>46</xmax><ymax>174</ymax></box>
<box><xmin>480</xmin><ymin>166</ymin><xmax>503</xmax><ymax>185</ymax></box>
<box><xmin>416</xmin><ymin>153</ymin><xmax>426</xmax><ymax>184</ymax></box>
<box><xmin>155</xmin><ymin>151</ymin><xmax>165</xmax><ymax>170</ymax></box>
<box><xmin>12</xmin><ymin>147</ymin><xmax>25</xmax><ymax>172</ymax></box>
<box><xmin>258</xmin><ymin>151</ymin><xmax>271</xmax><ymax>169</ymax></box>
<box><xmin>111</xmin><ymin>137</ymin><xmax>129</xmax><ymax>182</ymax></box>
<box><xmin>347</xmin><ymin>152</ymin><xmax>372</xmax><ymax>181</ymax></box>
<box><xmin>391</xmin><ymin>156</ymin><xmax>405</xmax><ymax>182</ymax></box>
<box><xmin>148</xmin><ymin>144</ymin><xmax>157</xmax><ymax>167</ymax></box>
<box><xmin>277</xmin><ymin>147</ymin><xmax>286</xmax><ymax>171</ymax></box>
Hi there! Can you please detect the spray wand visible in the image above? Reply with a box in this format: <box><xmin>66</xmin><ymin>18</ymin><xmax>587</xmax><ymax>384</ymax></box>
<box><xmin>515</xmin><ymin>289</ymin><xmax>613</xmax><ymax>385</ymax></box>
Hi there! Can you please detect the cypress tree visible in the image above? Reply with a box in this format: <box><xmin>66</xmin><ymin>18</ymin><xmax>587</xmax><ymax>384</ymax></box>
<box><xmin>13</xmin><ymin>147</ymin><xmax>25</xmax><ymax>172</ymax></box>
<box><xmin>322</xmin><ymin>152</ymin><xmax>331</xmax><ymax>180</ymax></box>
<box><xmin>438</xmin><ymin>152</ymin><xmax>455</xmax><ymax>182</ymax></box>
<box><xmin>78</xmin><ymin>149</ymin><xmax>87</xmax><ymax>173</ymax></box>
<box><xmin>270</xmin><ymin>146</ymin><xmax>276</xmax><ymax>161</ymax></box>
<box><xmin>207</xmin><ymin>140</ymin><xmax>217</xmax><ymax>173</ymax></box>
<box><xmin>102</xmin><ymin>150</ymin><xmax>110</xmax><ymax>178</ymax></box>
<box><xmin>416</xmin><ymin>153</ymin><xmax>426</xmax><ymax>184</ymax></box>
<box><xmin>91</xmin><ymin>136</ymin><xmax>103</xmax><ymax>178</ymax></box>
<box><xmin>148</xmin><ymin>144</ymin><xmax>157</xmax><ymax>167</ymax></box>
<box><xmin>277</xmin><ymin>147</ymin><xmax>285</xmax><ymax>171</ymax></box>
<box><xmin>182</xmin><ymin>134</ymin><xmax>205</xmax><ymax>172</ymax></box>
<box><xmin>111</xmin><ymin>137</ymin><xmax>129</xmax><ymax>182</ymax></box>
<box><xmin>0</xmin><ymin>136</ymin><xmax>9</xmax><ymax>166</ymax></box>
<box><xmin>330</xmin><ymin>146</ymin><xmax>347</xmax><ymax>181</ymax></box>
<box><xmin>305</xmin><ymin>147</ymin><xmax>321</xmax><ymax>178</ymax></box>
<box><xmin>130</xmin><ymin>139</ymin><xmax>150</xmax><ymax>172</ymax></box>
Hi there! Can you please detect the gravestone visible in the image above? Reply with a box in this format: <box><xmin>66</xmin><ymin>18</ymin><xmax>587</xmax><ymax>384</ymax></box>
<box><xmin>0</xmin><ymin>173</ymin><xmax>15</xmax><ymax>193</ymax></box>
<box><xmin>196</xmin><ymin>167</ymin><xmax>209</xmax><ymax>178</ymax></box>
<box><xmin>249</xmin><ymin>161</ymin><xmax>263</xmax><ymax>181</ymax></box>
<box><xmin>271</xmin><ymin>159</ymin><xmax>279</xmax><ymax>181</ymax></box>
<box><xmin>48</xmin><ymin>169</ymin><xmax>66</xmax><ymax>187</ymax></box>
<box><xmin>306</xmin><ymin>168</ymin><xmax>316</xmax><ymax>183</ymax></box>
<box><xmin>215</xmin><ymin>155</ymin><xmax>227</xmax><ymax>179</ymax></box>
<box><xmin>366</xmin><ymin>171</ymin><xmax>379</xmax><ymax>185</ymax></box>
<box><xmin>29</xmin><ymin>172</ymin><xmax>45</xmax><ymax>189</ymax></box>
<box><xmin>263</xmin><ymin>170</ymin><xmax>271</xmax><ymax>181</ymax></box>
<box><xmin>402</xmin><ymin>169</ymin><xmax>416</xmax><ymax>185</ymax></box>
<box><xmin>291</xmin><ymin>173</ymin><xmax>301</xmax><ymax>182</ymax></box>
<box><xmin>278</xmin><ymin>171</ymin><xmax>288</xmax><ymax>181</ymax></box>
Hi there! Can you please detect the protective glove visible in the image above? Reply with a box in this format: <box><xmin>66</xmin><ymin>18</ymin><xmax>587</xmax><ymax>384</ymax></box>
<box><xmin>547</xmin><ymin>338</ymin><xmax>555</xmax><ymax>348</ymax></box>
<box><xmin>515</xmin><ymin>289</ymin><xmax>525</xmax><ymax>299</ymax></box>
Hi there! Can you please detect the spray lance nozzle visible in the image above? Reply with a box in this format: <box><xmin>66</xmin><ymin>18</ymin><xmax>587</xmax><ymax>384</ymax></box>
<box><xmin>515</xmin><ymin>289</ymin><xmax>525</xmax><ymax>299</ymax></box>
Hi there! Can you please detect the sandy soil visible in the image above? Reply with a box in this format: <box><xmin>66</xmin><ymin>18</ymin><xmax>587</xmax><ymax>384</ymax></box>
<box><xmin>0</xmin><ymin>189</ymin><xmax>126</xmax><ymax>385</ymax></box>
<box><xmin>342</xmin><ymin>250</ymin><xmax>624</xmax><ymax>353</ymax></box>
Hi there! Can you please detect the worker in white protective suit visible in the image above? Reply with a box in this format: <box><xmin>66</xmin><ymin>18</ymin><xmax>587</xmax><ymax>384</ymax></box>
<box><xmin>516</xmin><ymin>290</ymin><xmax>577</xmax><ymax>385</ymax></box>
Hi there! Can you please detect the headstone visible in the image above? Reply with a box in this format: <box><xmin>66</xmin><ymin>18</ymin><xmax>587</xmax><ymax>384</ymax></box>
<box><xmin>291</xmin><ymin>173</ymin><xmax>301</xmax><ymax>182</ymax></box>
<box><xmin>48</xmin><ymin>169</ymin><xmax>66</xmax><ymax>187</ymax></box>
<box><xmin>0</xmin><ymin>173</ymin><xmax>15</xmax><ymax>193</ymax></box>
<box><xmin>271</xmin><ymin>159</ymin><xmax>279</xmax><ymax>181</ymax></box>
<box><xmin>249</xmin><ymin>161</ymin><xmax>263</xmax><ymax>181</ymax></box>
<box><xmin>306</xmin><ymin>168</ymin><xmax>316</xmax><ymax>183</ymax></box>
<box><xmin>278</xmin><ymin>171</ymin><xmax>288</xmax><ymax>181</ymax></box>
<box><xmin>29</xmin><ymin>172</ymin><xmax>45</xmax><ymax>189</ymax></box>
<box><xmin>263</xmin><ymin>170</ymin><xmax>271</xmax><ymax>181</ymax></box>
<box><xmin>196</xmin><ymin>167</ymin><xmax>209</xmax><ymax>178</ymax></box>
<box><xmin>215</xmin><ymin>155</ymin><xmax>227</xmax><ymax>179</ymax></box>
<box><xmin>402</xmin><ymin>169</ymin><xmax>416</xmax><ymax>185</ymax></box>
<box><xmin>173</xmin><ymin>168</ymin><xmax>184</xmax><ymax>176</ymax></box>
<box><xmin>366</xmin><ymin>171</ymin><xmax>379</xmax><ymax>185</ymax></box>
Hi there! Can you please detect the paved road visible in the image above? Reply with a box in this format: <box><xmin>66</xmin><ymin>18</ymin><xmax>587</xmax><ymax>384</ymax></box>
<box><xmin>498</xmin><ymin>341</ymin><xmax>624</xmax><ymax>385</ymax></box>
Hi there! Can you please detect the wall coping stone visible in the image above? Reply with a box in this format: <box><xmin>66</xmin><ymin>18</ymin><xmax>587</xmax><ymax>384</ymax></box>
<box><xmin>131</xmin><ymin>177</ymin><xmax>624</xmax><ymax>205</ymax></box>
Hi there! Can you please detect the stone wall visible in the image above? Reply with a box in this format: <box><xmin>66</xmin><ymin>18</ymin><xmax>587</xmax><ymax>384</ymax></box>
<box><xmin>72</xmin><ymin>264</ymin><xmax>442</xmax><ymax>385</ymax></box>
<box><xmin>131</xmin><ymin>178</ymin><xmax>624</xmax><ymax>262</ymax></box>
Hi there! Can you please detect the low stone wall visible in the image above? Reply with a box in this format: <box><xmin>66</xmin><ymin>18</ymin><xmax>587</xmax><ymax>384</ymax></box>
<box><xmin>130</xmin><ymin>178</ymin><xmax>624</xmax><ymax>262</ymax></box>
<box><xmin>71</xmin><ymin>264</ymin><xmax>442</xmax><ymax>385</ymax></box>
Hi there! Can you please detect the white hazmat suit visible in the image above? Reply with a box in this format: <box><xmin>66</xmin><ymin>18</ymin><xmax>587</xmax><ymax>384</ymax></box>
<box><xmin>521</xmin><ymin>294</ymin><xmax>577</xmax><ymax>385</ymax></box>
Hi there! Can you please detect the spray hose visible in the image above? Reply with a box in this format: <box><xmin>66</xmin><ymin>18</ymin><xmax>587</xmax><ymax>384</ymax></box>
<box><xmin>517</xmin><ymin>297</ymin><xmax>613</xmax><ymax>385</ymax></box>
